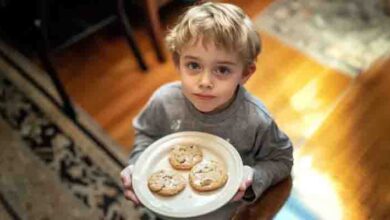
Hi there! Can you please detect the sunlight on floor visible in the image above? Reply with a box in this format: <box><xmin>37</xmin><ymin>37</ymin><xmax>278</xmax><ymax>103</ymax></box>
<box><xmin>290</xmin><ymin>78</ymin><xmax>330</xmax><ymax>139</ymax></box>
<box><xmin>281</xmin><ymin>153</ymin><xmax>344</xmax><ymax>220</ymax></box>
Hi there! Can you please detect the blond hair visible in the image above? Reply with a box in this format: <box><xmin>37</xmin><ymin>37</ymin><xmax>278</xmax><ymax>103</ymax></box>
<box><xmin>165</xmin><ymin>2</ymin><xmax>261</xmax><ymax>66</ymax></box>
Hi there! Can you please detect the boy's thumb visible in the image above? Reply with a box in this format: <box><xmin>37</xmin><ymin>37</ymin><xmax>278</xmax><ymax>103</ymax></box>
<box><xmin>239</xmin><ymin>182</ymin><xmax>246</xmax><ymax>191</ymax></box>
<box><xmin>239</xmin><ymin>179</ymin><xmax>253</xmax><ymax>191</ymax></box>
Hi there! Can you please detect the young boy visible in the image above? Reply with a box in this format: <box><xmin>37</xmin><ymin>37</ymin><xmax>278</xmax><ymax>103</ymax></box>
<box><xmin>120</xmin><ymin>2</ymin><xmax>293</xmax><ymax>219</ymax></box>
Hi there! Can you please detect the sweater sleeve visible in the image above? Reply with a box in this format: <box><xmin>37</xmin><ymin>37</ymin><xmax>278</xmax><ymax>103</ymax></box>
<box><xmin>128</xmin><ymin>96</ymin><xmax>164</xmax><ymax>165</ymax></box>
<box><xmin>244</xmin><ymin>120</ymin><xmax>294</xmax><ymax>202</ymax></box>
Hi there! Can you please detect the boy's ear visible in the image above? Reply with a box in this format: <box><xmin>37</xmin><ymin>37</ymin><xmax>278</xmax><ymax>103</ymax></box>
<box><xmin>240</xmin><ymin>63</ymin><xmax>256</xmax><ymax>84</ymax></box>
<box><xmin>172</xmin><ymin>52</ymin><xmax>180</xmax><ymax>70</ymax></box>
<box><xmin>174</xmin><ymin>62</ymin><xmax>180</xmax><ymax>72</ymax></box>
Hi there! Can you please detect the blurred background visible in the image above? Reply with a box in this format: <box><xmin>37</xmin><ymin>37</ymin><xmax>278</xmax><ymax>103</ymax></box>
<box><xmin>0</xmin><ymin>0</ymin><xmax>389</xmax><ymax>219</ymax></box>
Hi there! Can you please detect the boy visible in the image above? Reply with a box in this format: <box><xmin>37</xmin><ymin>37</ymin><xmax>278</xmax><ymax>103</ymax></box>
<box><xmin>121</xmin><ymin>2</ymin><xmax>293</xmax><ymax>219</ymax></box>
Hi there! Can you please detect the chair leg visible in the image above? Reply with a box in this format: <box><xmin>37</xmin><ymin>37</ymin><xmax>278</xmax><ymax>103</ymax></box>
<box><xmin>117</xmin><ymin>0</ymin><xmax>148</xmax><ymax>71</ymax></box>
<box><xmin>143</xmin><ymin>0</ymin><xmax>166</xmax><ymax>62</ymax></box>
<box><xmin>35</xmin><ymin>0</ymin><xmax>77</xmax><ymax>121</ymax></box>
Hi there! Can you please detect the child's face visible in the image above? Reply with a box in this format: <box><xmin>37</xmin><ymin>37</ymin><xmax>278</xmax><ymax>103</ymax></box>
<box><xmin>177</xmin><ymin>38</ymin><xmax>255</xmax><ymax>113</ymax></box>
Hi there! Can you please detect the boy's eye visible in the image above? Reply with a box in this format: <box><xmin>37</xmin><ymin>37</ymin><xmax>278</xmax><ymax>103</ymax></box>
<box><xmin>215</xmin><ymin>66</ymin><xmax>231</xmax><ymax>75</ymax></box>
<box><xmin>186</xmin><ymin>62</ymin><xmax>201</xmax><ymax>70</ymax></box>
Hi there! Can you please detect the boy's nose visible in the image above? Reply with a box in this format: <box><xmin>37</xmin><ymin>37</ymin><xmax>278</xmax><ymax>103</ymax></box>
<box><xmin>198</xmin><ymin>71</ymin><xmax>214</xmax><ymax>89</ymax></box>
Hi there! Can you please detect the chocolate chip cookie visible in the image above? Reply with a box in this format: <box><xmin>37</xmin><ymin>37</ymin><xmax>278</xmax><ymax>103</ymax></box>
<box><xmin>189</xmin><ymin>160</ymin><xmax>228</xmax><ymax>192</ymax></box>
<box><xmin>169</xmin><ymin>144</ymin><xmax>203</xmax><ymax>170</ymax></box>
<box><xmin>148</xmin><ymin>170</ymin><xmax>186</xmax><ymax>196</ymax></box>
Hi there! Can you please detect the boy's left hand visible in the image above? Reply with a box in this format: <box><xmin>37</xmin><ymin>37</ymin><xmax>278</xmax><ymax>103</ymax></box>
<box><xmin>231</xmin><ymin>166</ymin><xmax>254</xmax><ymax>202</ymax></box>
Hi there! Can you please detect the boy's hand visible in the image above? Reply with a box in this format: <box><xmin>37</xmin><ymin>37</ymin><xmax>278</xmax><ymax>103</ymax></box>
<box><xmin>231</xmin><ymin>166</ymin><xmax>254</xmax><ymax>202</ymax></box>
<box><xmin>120</xmin><ymin>165</ymin><xmax>141</xmax><ymax>206</ymax></box>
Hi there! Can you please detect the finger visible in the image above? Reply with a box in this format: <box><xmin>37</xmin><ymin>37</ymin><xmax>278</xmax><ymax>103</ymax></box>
<box><xmin>231</xmin><ymin>184</ymin><xmax>246</xmax><ymax>202</ymax></box>
<box><xmin>120</xmin><ymin>174</ymin><xmax>126</xmax><ymax>185</ymax></box>
<box><xmin>121</xmin><ymin>175</ymin><xmax>132</xmax><ymax>189</ymax></box>
<box><xmin>130</xmin><ymin>193</ymin><xmax>140</xmax><ymax>205</ymax></box>
<box><xmin>244</xmin><ymin>179</ymin><xmax>253</xmax><ymax>188</ymax></box>
<box><xmin>123</xmin><ymin>190</ymin><xmax>131</xmax><ymax>200</ymax></box>
<box><xmin>124</xmin><ymin>190</ymin><xmax>140</xmax><ymax>205</ymax></box>
<box><xmin>231</xmin><ymin>190</ymin><xmax>245</xmax><ymax>202</ymax></box>
<box><xmin>239</xmin><ymin>181</ymin><xmax>247</xmax><ymax>191</ymax></box>
<box><xmin>123</xmin><ymin>184</ymin><xmax>133</xmax><ymax>192</ymax></box>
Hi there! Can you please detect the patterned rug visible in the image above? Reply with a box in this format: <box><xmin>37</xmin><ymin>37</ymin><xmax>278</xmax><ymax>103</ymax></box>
<box><xmin>0</xmin><ymin>41</ymin><xmax>155</xmax><ymax>219</ymax></box>
<box><xmin>255</xmin><ymin>0</ymin><xmax>390</xmax><ymax>77</ymax></box>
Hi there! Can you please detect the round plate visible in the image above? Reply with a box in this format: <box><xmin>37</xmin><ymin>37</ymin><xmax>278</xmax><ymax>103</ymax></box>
<box><xmin>132</xmin><ymin>131</ymin><xmax>243</xmax><ymax>218</ymax></box>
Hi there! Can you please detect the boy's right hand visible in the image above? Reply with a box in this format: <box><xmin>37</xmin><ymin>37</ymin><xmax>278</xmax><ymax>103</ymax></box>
<box><xmin>120</xmin><ymin>165</ymin><xmax>141</xmax><ymax>206</ymax></box>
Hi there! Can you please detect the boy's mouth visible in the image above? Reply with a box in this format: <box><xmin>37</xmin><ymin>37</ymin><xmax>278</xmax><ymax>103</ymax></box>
<box><xmin>193</xmin><ymin>93</ymin><xmax>216</xmax><ymax>100</ymax></box>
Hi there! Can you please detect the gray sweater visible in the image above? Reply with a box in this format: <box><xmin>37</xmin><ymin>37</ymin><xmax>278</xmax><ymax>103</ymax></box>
<box><xmin>129</xmin><ymin>82</ymin><xmax>293</xmax><ymax>219</ymax></box>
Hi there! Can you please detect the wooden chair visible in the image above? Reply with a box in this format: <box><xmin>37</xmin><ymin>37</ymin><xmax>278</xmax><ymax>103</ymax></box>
<box><xmin>140</xmin><ymin>0</ymin><xmax>172</xmax><ymax>62</ymax></box>
<box><xmin>32</xmin><ymin>0</ymin><xmax>149</xmax><ymax>120</ymax></box>
<box><xmin>138</xmin><ymin>0</ymin><xmax>201</xmax><ymax>62</ymax></box>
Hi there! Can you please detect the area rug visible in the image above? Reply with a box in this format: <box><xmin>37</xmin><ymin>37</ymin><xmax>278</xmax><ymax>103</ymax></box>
<box><xmin>0</xmin><ymin>40</ymin><xmax>156</xmax><ymax>219</ymax></box>
<box><xmin>255</xmin><ymin>0</ymin><xmax>390</xmax><ymax>77</ymax></box>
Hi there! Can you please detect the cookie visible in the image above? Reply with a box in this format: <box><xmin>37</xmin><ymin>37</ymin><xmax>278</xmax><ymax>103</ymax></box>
<box><xmin>189</xmin><ymin>160</ymin><xmax>228</xmax><ymax>192</ymax></box>
<box><xmin>148</xmin><ymin>170</ymin><xmax>186</xmax><ymax>196</ymax></box>
<box><xmin>169</xmin><ymin>144</ymin><xmax>203</xmax><ymax>170</ymax></box>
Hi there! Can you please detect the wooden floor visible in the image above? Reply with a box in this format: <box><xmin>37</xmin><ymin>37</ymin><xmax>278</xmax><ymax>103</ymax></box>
<box><xmin>295</xmin><ymin>58</ymin><xmax>390</xmax><ymax>220</ymax></box>
<box><xmin>50</xmin><ymin>0</ymin><xmax>389</xmax><ymax>219</ymax></box>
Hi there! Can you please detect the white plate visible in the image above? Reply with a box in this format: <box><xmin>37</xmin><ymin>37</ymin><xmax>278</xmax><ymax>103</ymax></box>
<box><xmin>132</xmin><ymin>131</ymin><xmax>245</xmax><ymax>218</ymax></box>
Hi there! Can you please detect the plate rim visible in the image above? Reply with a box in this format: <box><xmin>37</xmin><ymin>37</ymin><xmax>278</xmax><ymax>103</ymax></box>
<box><xmin>132</xmin><ymin>131</ymin><xmax>244</xmax><ymax>218</ymax></box>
